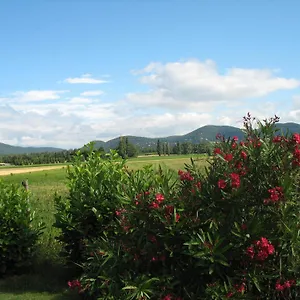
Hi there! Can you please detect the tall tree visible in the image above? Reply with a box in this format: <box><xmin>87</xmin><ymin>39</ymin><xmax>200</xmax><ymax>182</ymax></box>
<box><xmin>166</xmin><ymin>143</ymin><xmax>170</xmax><ymax>156</ymax></box>
<box><xmin>117</xmin><ymin>137</ymin><xmax>127</xmax><ymax>159</ymax></box>
<box><xmin>157</xmin><ymin>139</ymin><xmax>162</xmax><ymax>156</ymax></box>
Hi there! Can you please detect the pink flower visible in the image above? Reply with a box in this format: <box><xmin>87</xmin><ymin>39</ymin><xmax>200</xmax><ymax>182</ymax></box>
<box><xmin>292</xmin><ymin>133</ymin><xmax>300</xmax><ymax>144</ymax></box>
<box><xmin>235</xmin><ymin>282</ymin><xmax>246</xmax><ymax>293</ymax></box>
<box><xmin>247</xmin><ymin>237</ymin><xmax>275</xmax><ymax>261</ymax></box>
<box><xmin>155</xmin><ymin>193</ymin><xmax>165</xmax><ymax>203</ymax></box>
<box><xmin>230</xmin><ymin>173</ymin><xmax>240</xmax><ymax>189</ymax></box>
<box><xmin>224</xmin><ymin>153</ymin><xmax>233</xmax><ymax>162</ymax></box>
<box><xmin>273</xmin><ymin>136</ymin><xmax>282</xmax><ymax>143</ymax></box>
<box><xmin>178</xmin><ymin>170</ymin><xmax>194</xmax><ymax>181</ymax></box>
<box><xmin>195</xmin><ymin>181</ymin><xmax>201</xmax><ymax>190</ymax></box>
<box><xmin>68</xmin><ymin>279</ymin><xmax>81</xmax><ymax>289</ymax></box>
<box><xmin>275</xmin><ymin>279</ymin><xmax>296</xmax><ymax>292</ymax></box>
<box><xmin>233</xmin><ymin>136</ymin><xmax>239</xmax><ymax>141</ymax></box>
<box><xmin>264</xmin><ymin>186</ymin><xmax>284</xmax><ymax>204</ymax></box>
<box><xmin>218</xmin><ymin>179</ymin><xmax>226</xmax><ymax>189</ymax></box>
<box><xmin>150</xmin><ymin>202</ymin><xmax>160</xmax><ymax>209</ymax></box>
<box><xmin>275</xmin><ymin>281</ymin><xmax>284</xmax><ymax>291</ymax></box>
<box><xmin>240</xmin><ymin>151</ymin><xmax>247</xmax><ymax>159</ymax></box>
<box><xmin>213</xmin><ymin>148</ymin><xmax>222</xmax><ymax>155</ymax></box>
<box><xmin>246</xmin><ymin>246</ymin><xmax>255</xmax><ymax>259</ymax></box>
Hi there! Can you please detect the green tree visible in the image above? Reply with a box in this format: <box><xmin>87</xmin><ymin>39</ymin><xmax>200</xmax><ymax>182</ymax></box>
<box><xmin>182</xmin><ymin>142</ymin><xmax>193</xmax><ymax>154</ymax></box>
<box><xmin>157</xmin><ymin>139</ymin><xmax>162</xmax><ymax>156</ymax></box>
<box><xmin>126</xmin><ymin>143</ymin><xmax>138</xmax><ymax>158</ymax></box>
<box><xmin>117</xmin><ymin>137</ymin><xmax>127</xmax><ymax>159</ymax></box>
<box><xmin>173</xmin><ymin>142</ymin><xmax>182</xmax><ymax>154</ymax></box>
<box><xmin>166</xmin><ymin>142</ymin><xmax>170</xmax><ymax>156</ymax></box>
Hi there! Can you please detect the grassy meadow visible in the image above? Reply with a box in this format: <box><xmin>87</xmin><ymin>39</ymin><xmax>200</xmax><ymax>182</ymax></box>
<box><xmin>0</xmin><ymin>155</ymin><xmax>209</xmax><ymax>300</ymax></box>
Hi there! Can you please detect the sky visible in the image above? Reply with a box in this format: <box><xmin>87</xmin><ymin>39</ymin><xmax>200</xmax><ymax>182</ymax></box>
<box><xmin>0</xmin><ymin>0</ymin><xmax>300</xmax><ymax>149</ymax></box>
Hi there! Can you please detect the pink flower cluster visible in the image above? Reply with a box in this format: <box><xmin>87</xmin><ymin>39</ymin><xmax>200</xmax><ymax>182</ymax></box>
<box><xmin>293</xmin><ymin>133</ymin><xmax>300</xmax><ymax>144</ymax></box>
<box><xmin>226</xmin><ymin>282</ymin><xmax>246</xmax><ymax>298</ymax></box>
<box><xmin>150</xmin><ymin>193</ymin><xmax>165</xmax><ymax>209</ymax></box>
<box><xmin>178</xmin><ymin>170</ymin><xmax>194</xmax><ymax>181</ymax></box>
<box><xmin>217</xmin><ymin>173</ymin><xmax>241</xmax><ymax>190</ymax></box>
<box><xmin>275</xmin><ymin>279</ymin><xmax>296</xmax><ymax>291</ymax></box>
<box><xmin>293</xmin><ymin>146</ymin><xmax>300</xmax><ymax>166</ymax></box>
<box><xmin>68</xmin><ymin>279</ymin><xmax>81</xmax><ymax>289</ymax></box>
<box><xmin>246</xmin><ymin>237</ymin><xmax>275</xmax><ymax>261</ymax></box>
<box><xmin>263</xmin><ymin>186</ymin><xmax>284</xmax><ymax>204</ymax></box>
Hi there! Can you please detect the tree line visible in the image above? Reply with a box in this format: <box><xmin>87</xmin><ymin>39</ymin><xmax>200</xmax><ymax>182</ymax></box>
<box><xmin>0</xmin><ymin>138</ymin><xmax>213</xmax><ymax>165</ymax></box>
<box><xmin>116</xmin><ymin>138</ymin><xmax>213</xmax><ymax>158</ymax></box>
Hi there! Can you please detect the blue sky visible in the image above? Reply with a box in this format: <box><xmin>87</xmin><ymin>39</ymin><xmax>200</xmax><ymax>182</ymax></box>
<box><xmin>0</xmin><ymin>0</ymin><xmax>300</xmax><ymax>148</ymax></box>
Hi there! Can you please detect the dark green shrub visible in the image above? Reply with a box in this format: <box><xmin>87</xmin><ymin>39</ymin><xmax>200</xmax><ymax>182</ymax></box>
<box><xmin>0</xmin><ymin>180</ymin><xmax>43</xmax><ymax>275</ymax></box>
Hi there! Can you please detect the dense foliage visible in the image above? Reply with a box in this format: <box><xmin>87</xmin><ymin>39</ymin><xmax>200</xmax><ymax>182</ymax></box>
<box><xmin>116</xmin><ymin>137</ymin><xmax>139</xmax><ymax>158</ymax></box>
<box><xmin>55</xmin><ymin>114</ymin><xmax>300</xmax><ymax>299</ymax></box>
<box><xmin>0</xmin><ymin>149</ymin><xmax>77</xmax><ymax>165</ymax></box>
<box><xmin>0</xmin><ymin>180</ymin><xmax>43</xmax><ymax>275</ymax></box>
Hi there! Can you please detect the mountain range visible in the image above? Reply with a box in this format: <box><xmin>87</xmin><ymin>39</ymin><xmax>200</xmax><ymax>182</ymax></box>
<box><xmin>0</xmin><ymin>143</ymin><xmax>64</xmax><ymax>156</ymax></box>
<box><xmin>0</xmin><ymin>122</ymin><xmax>299</xmax><ymax>155</ymax></box>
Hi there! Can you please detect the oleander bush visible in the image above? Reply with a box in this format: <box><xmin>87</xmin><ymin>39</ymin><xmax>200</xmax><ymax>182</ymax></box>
<box><xmin>56</xmin><ymin>114</ymin><xmax>300</xmax><ymax>299</ymax></box>
<box><xmin>54</xmin><ymin>149</ymin><xmax>130</xmax><ymax>263</ymax></box>
<box><xmin>0</xmin><ymin>180</ymin><xmax>43</xmax><ymax>275</ymax></box>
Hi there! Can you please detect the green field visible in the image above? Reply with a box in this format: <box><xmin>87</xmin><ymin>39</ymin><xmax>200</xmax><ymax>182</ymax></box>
<box><xmin>0</xmin><ymin>155</ymin><xmax>209</xmax><ymax>300</ymax></box>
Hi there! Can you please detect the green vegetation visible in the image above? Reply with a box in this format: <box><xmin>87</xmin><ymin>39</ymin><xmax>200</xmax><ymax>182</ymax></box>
<box><xmin>0</xmin><ymin>151</ymin><xmax>76</xmax><ymax>166</ymax></box>
<box><xmin>0</xmin><ymin>168</ymin><xmax>75</xmax><ymax>300</ymax></box>
<box><xmin>116</xmin><ymin>137</ymin><xmax>139</xmax><ymax>158</ymax></box>
<box><xmin>0</xmin><ymin>156</ymin><xmax>208</xmax><ymax>300</ymax></box>
<box><xmin>127</xmin><ymin>154</ymin><xmax>209</xmax><ymax>171</ymax></box>
<box><xmin>1</xmin><ymin>113</ymin><xmax>299</xmax><ymax>299</ymax></box>
<box><xmin>52</xmin><ymin>116</ymin><xmax>300</xmax><ymax>299</ymax></box>
<box><xmin>0</xmin><ymin>142</ymin><xmax>63</xmax><ymax>155</ymax></box>
<box><xmin>0</xmin><ymin>181</ymin><xmax>43</xmax><ymax>275</ymax></box>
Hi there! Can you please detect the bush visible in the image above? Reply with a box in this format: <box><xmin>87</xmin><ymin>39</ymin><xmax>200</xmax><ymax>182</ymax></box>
<box><xmin>57</xmin><ymin>115</ymin><xmax>300</xmax><ymax>299</ymax></box>
<box><xmin>0</xmin><ymin>180</ymin><xmax>43</xmax><ymax>275</ymax></box>
<box><xmin>54</xmin><ymin>149</ymin><xmax>130</xmax><ymax>263</ymax></box>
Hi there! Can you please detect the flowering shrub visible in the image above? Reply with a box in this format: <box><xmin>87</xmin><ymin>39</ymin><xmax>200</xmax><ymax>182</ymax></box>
<box><xmin>57</xmin><ymin>115</ymin><xmax>300</xmax><ymax>299</ymax></box>
<box><xmin>0</xmin><ymin>180</ymin><xmax>43</xmax><ymax>275</ymax></box>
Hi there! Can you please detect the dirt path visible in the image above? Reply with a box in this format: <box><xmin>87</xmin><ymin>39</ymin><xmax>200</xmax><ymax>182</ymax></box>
<box><xmin>0</xmin><ymin>165</ymin><xmax>66</xmax><ymax>176</ymax></box>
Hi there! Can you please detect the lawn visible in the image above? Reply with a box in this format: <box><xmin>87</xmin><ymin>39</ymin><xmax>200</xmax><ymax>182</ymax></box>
<box><xmin>0</xmin><ymin>155</ymin><xmax>209</xmax><ymax>300</ymax></box>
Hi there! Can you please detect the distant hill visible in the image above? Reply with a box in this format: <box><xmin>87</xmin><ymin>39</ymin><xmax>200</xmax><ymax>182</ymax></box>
<box><xmin>90</xmin><ymin>122</ymin><xmax>300</xmax><ymax>151</ymax></box>
<box><xmin>0</xmin><ymin>143</ymin><xmax>64</xmax><ymax>155</ymax></box>
<box><xmin>1</xmin><ymin>122</ymin><xmax>299</xmax><ymax>155</ymax></box>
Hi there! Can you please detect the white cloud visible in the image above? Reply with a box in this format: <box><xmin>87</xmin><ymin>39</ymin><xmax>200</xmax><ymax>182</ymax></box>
<box><xmin>1</xmin><ymin>59</ymin><xmax>299</xmax><ymax>149</ymax></box>
<box><xmin>64</xmin><ymin>74</ymin><xmax>108</xmax><ymax>84</ymax></box>
<box><xmin>293</xmin><ymin>95</ymin><xmax>300</xmax><ymax>108</ymax></box>
<box><xmin>80</xmin><ymin>90</ymin><xmax>104</xmax><ymax>97</ymax></box>
<box><xmin>11</xmin><ymin>90</ymin><xmax>68</xmax><ymax>102</ymax></box>
<box><xmin>68</xmin><ymin>97</ymin><xmax>93</xmax><ymax>104</ymax></box>
<box><xmin>128</xmin><ymin>59</ymin><xmax>300</xmax><ymax>111</ymax></box>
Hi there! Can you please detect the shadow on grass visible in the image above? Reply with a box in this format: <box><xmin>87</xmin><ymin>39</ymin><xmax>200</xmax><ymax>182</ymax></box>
<box><xmin>0</xmin><ymin>260</ymin><xmax>81</xmax><ymax>300</ymax></box>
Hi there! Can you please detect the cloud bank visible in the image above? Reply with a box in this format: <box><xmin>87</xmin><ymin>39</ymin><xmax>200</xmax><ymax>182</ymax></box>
<box><xmin>1</xmin><ymin>59</ymin><xmax>299</xmax><ymax>149</ymax></box>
